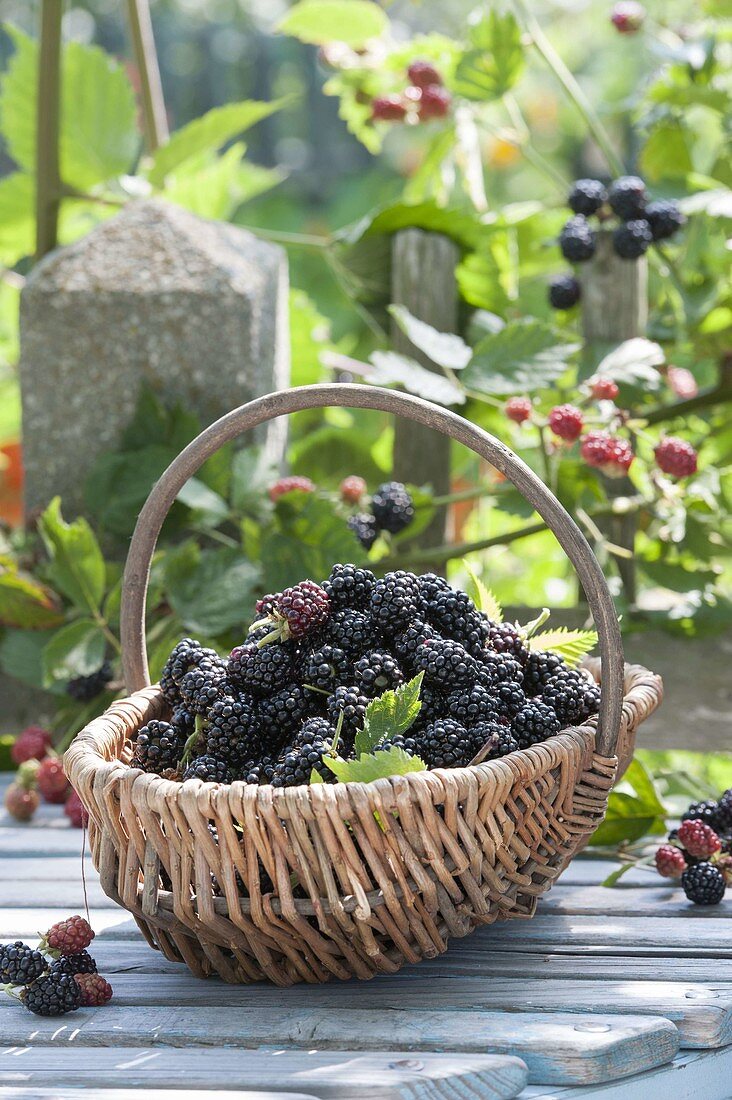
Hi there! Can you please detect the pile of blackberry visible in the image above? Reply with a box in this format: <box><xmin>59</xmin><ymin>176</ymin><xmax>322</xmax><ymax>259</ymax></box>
<box><xmin>137</xmin><ymin>565</ymin><xmax>600</xmax><ymax>789</ymax></box>
<box><xmin>550</xmin><ymin>175</ymin><xmax>685</xmax><ymax>308</ymax></box>
<box><xmin>347</xmin><ymin>481</ymin><xmax>415</xmax><ymax>550</ymax></box>
<box><xmin>655</xmin><ymin>790</ymin><xmax>732</xmax><ymax>905</ymax></box>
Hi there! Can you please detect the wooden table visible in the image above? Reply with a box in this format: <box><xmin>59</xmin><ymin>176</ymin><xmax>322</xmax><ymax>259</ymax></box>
<box><xmin>1</xmin><ymin>773</ymin><xmax>731</xmax><ymax>1099</ymax></box>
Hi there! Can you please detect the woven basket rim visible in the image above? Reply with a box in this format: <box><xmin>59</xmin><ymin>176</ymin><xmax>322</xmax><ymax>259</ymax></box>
<box><xmin>65</xmin><ymin>658</ymin><xmax>662</xmax><ymax>810</ymax></box>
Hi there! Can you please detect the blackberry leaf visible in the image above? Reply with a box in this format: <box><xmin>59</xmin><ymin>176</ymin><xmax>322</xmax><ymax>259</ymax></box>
<box><xmin>462</xmin><ymin>560</ymin><xmax>503</xmax><ymax>622</ymax></box>
<box><xmin>357</xmin><ymin>673</ymin><xmax>424</xmax><ymax>756</ymax></box>
<box><xmin>324</xmin><ymin>745</ymin><xmax>427</xmax><ymax>784</ymax></box>
<box><xmin>528</xmin><ymin>627</ymin><xmax>598</xmax><ymax>666</ymax></box>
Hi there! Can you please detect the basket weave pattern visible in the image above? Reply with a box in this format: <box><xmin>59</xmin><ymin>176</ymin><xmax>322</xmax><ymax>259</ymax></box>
<box><xmin>66</xmin><ymin>660</ymin><xmax>661</xmax><ymax>986</ymax></box>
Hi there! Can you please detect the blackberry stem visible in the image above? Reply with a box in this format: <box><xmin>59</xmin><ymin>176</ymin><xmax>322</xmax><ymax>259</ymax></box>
<box><xmin>330</xmin><ymin>711</ymin><xmax>345</xmax><ymax>757</ymax></box>
<box><xmin>181</xmin><ymin>718</ymin><xmax>204</xmax><ymax>766</ymax></box>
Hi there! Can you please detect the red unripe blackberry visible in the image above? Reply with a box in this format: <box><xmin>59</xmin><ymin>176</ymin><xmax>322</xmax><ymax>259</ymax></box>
<box><xmin>4</xmin><ymin>783</ymin><xmax>39</xmax><ymax>821</ymax></box>
<box><xmin>580</xmin><ymin>431</ymin><xmax>634</xmax><ymax>477</ymax></box>
<box><xmin>418</xmin><ymin>85</ymin><xmax>451</xmax><ymax>120</ymax></box>
<box><xmin>654</xmin><ymin>437</ymin><xmax>698</xmax><ymax>478</ymax></box>
<box><xmin>64</xmin><ymin>789</ymin><xmax>89</xmax><ymax>829</ymax></box>
<box><xmin>339</xmin><ymin>475</ymin><xmax>367</xmax><ymax>504</ymax></box>
<box><xmin>268</xmin><ymin>475</ymin><xmax>316</xmax><ymax>502</ymax></box>
<box><xmin>590</xmin><ymin>376</ymin><xmax>619</xmax><ymax>401</ymax></box>
<box><xmin>11</xmin><ymin>725</ymin><xmax>52</xmax><ymax>764</ymax></box>
<box><xmin>549</xmin><ymin>404</ymin><xmax>584</xmax><ymax>442</ymax></box>
<box><xmin>407</xmin><ymin>59</ymin><xmax>442</xmax><ymax>88</ymax></box>
<box><xmin>37</xmin><ymin>757</ymin><xmax>70</xmax><ymax>804</ymax></box>
<box><xmin>677</xmin><ymin>819</ymin><xmax>722</xmax><ymax>859</ymax></box>
<box><xmin>371</xmin><ymin>94</ymin><xmax>407</xmax><ymax>122</ymax></box>
<box><xmin>274</xmin><ymin>580</ymin><xmax>331</xmax><ymax>640</ymax></box>
<box><xmin>611</xmin><ymin>2</ymin><xmax>646</xmax><ymax>33</ymax></box>
<box><xmin>655</xmin><ymin>844</ymin><xmax>686</xmax><ymax>879</ymax></box>
<box><xmin>75</xmin><ymin>972</ymin><xmax>113</xmax><ymax>1006</ymax></box>
<box><xmin>681</xmin><ymin>861</ymin><xmax>726</xmax><ymax>905</ymax></box>
<box><xmin>666</xmin><ymin>366</ymin><xmax>697</xmax><ymax>399</ymax></box>
<box><xmin>45</xmin><ymin>915</ymin><xmax>95</xmax><ymax>955</ymax></box>
<box><xmin>505</xmin><ymin>396</ymin><xmax>532</xmax><ymax>423</ymax></box>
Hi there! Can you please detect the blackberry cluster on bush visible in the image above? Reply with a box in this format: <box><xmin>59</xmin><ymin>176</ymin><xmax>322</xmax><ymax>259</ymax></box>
<box><xmin>147</xmin><ymin>564</ymin><xmax>599</xmax><ymax>793</ymax></box>
<box><xmin>346</xmin><ymin>482</ymin><xmax>416</xmax><ymax>548</ymax></box>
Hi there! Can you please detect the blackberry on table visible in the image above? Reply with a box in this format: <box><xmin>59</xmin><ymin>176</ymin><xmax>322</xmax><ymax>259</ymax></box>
<box><xmin>613</xmin><ymin>219</ymin><xmax>652</xmax><ymax>259</ymax></box>
<box><xmin>608</xmin><ymin>175</ymin><xmax>647</xmax><ymax>220</ymax></box>
<box><xmin>541</xmin><ymin>668</ymin><xmax>599</xmax><ymax>725</ymax></box>
<box><xmin>682</xmin><ymin>800</ymin><xmax>722</xmax><ymax>829</ymax></box>
<box><xmin>353</xmin><ymin>650</ymin><xmax>404</xmax><ymax>697</ymax></box>
<box><xmin>549</xmin><ymin>274</ymin><xmax>581</xmax><ymax>310</ymax></box>
<box><xmin>183</xmin><ymin>755</ymin><xmax>232</xmax><ymax>784</ymax></box>
<box><xmin>470</xmin><ymin>721</ymin><xmax>519</xmax><ymax>761</ymax></box>
<box><xmin>716</xmin><ymin>790</ymin><xmax>732</xmax><ymax>831</ymax></box>
<box><xmin>681</xmin><ymin>862</ymin><xmax>726</xmax><ymax>906</ymax></box>
<box><xmin>67</xmin><ymin>660</ymin><xmax>112</xmax><ymax>702</ymax></box>
<box><xmin>646</xmin><ymin>200</ymin><xmax>685</xmax><ymax>241</ymax></box>
<box><xmin>75</xmin><ymin>973</ymin><xmax>113</xmax><ymax>1007</ymax></box>
<box><xmin>205</xmin><ymin>692</ymin><xmax>263</xmax><ymax>768</ymax></box>
<box><xmin>445</xmin><ymin>683</ymin><xmax>499</xmax><ymax>727</ymax></box>
<box><xmin>179</xmin><ymin>656</ymin><xmax>227</xmax><ymax>715</ymax></box>
<box><xmin>302</xmin><ymin>644</ymin><xmax>351</xmax><ymax>691</ymax></box>
<box><xmin>132</xmin><ymin>720</ymin><xmax>186</xmax><ymax>776</ymax></box>
<box><xmin>327</xmin><ymin>609</ymin><xmax>375</xmax><ymax>654</ymax></box>
<box><xmin>568</xmin><ymin>178</ymin><xmax>607</xmax><ymax>216</ymax></box>
<box><xmin>0</xmin><ymin>941</ymin><xmax>47</xmax><ymax>985</ymax></box>
<box><xmin>49</xmin><ymin>950</ymin><xmax>97</xmax><ymax>977</ymax></box>
<box><xmin>371</xmin><ymin>482</ymin><xmax>415</xmax><ymax>534</ymax></box>
<box><xmin>370</xmin><ymin>571</ymin><xmax>423</xmax><ymax>633</ymax></box>
<box><xmin>513</xmin><ymin>701</ymin><xmax>561</xmax><ymax>748</ymax></box>
<box><xmin>348</xmin><ymin>513</ymin><xmax>379</xmax><ymax>549</ymax></box>
<box><xmin>21</xmin><ymin>973</ymin><xmax>81</xmax><ymax>1017</ymax></box>
<box><xmin>323</xmin><ymin>564</ymin><xmax>376</xmax><ymax>610</ymax></box>
<box><xmin>327</xmin><ymin>684</ymin><xmax>369</xmax><ymax>740</ymax></box>
<box><xmin>559</xmin><ymin>216</ymin><xmax>596</xmax><ymax>262</ymax></box>
<box><xmin>487</xmin><ymin>621</ymin><xmax>529</xmax><ymax>663</ymax></box>
<box><xmin>227</xmin><ymin>640</ymin><xmax>294</xmax><ymax>696</ymax></box>
<box><xmin>412</xmin><ymin>719</ymin><xmax>473</xmax><ymax>769</ymax></box>
<box><xmin>415</xmin><ymin>637</ymin><xmax>478</xmax><ymax>688</ymax></box>
<box><xmin>523</xmin><ymin>650</ymin><xmax>565</xmax><ymax>695</ymax></box>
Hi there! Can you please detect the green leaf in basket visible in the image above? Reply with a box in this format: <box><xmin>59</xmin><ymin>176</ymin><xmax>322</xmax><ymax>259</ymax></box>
<box><xmin>356</xmin><ymin>673</ymin><xmax>424</xmax><ymax>756</ymax></box>
<box><xmin>38</xmin><ymin>498</ymin><xmax>106</xmax><ymax>614</ymax></box>
<box><xmin>528</xmin><ymin>627</ymin><xmax>598</xmax><ymax>666</ymax></box>
<box><xmin>462</xmin><ymin>561</ymin><xmax>503</xmax><ymax>622</ymax></box>
<box><xmin>324</xmin><ymin>745</ymin><xmax>427</xmax><ymax>784</ymax></box>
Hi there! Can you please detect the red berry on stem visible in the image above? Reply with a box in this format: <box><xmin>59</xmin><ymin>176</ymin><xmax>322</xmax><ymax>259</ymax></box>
<box><xmin>75</xmin><ymin>972</ymin><xmax>113</xmax><ymax>1007</ymax></box>
<box><xmin>548</xmin><ymin>404</ymin><xmax>584</xmax><ymax>442</ymax></box>
<box><xmin>268</xmin><ymin>476</ymin><xmax>316</xmax><ymax>502</ymax></box>
<box><xmin>38</xmin><ymin>757</ymin><xmax>70</xmax><ymax>805</ymax></box>
<box><xmin>262</xmin><ymin>581</ymin><xmax>331</xmax><ymax>642</ymax></box>
<box><xmin>590</xmin><ymin>377</ymin><xmax>619</xmax><ymax>401</ymax></box>
<box><xmin>340</xmin><ymin>475</ymin><xmax>367</xmax><ymax>504</ymax></box>
<box><xmin>11</xmin><ymin>726</ymin><xmax>52</xmax><ymax>765</ymax></box>
<box><xmin>371</xmin><ymin>94</ymin><xmax>407</xmax><ymax>122</ymax></box>
<box><xmin>64</xmin><ymin>789</ymin><xmax>89</xmax><ymax>829</ymax></box>
<box><xmin>45</xmin><ymin>915</ymin><xmax>95</xmax><ymax>955</ymax></box>
<box><xmin>505</xmin><ymin>397</ymin><xmax>532</xmax><ymax>424</ymax></box>
<box><xmin>580</xmin><ymin>431</ymin><xmax>634</xmax><ymax>477</ymax></box>
<box><xmin>611</xmin><ymin>1</ymin><xmax>645</xmax><ymax>33</ymax></box>
<box><xmin>667</xmin><ymin>366</ymin><xmax>698</xmax><ymax>399</ymax></box>
<box><xmin>655</xmin><ymin>844</ymin><xmax>686</xmax><ymax>879</ymax></box>
<box><xmin>654</xmin><ymin>437</ymin><xmax>698</xmax><ymax>478</ymax></box>
<box><xmin>678</xmin><ymin>818</ymin><xmax>721</xmax><ymax>859</ymax></box>
<box><xmin>4</xmin><ymin>783</ymin><xmax>39</xmax><ymax>822</ymax></box>
<box><xmin>418</xmin><ymin>85</ymin><xmax>451</xmax><ymax>120</ymax></box>
<box><xmin>407</xmin><ymin>60</ymin><xmax>442</xmax><ymax>88</ymax></box>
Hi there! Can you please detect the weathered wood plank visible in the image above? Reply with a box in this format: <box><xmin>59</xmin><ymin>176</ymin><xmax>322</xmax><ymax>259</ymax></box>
<box><xmin>0</xmin><ymin>882</ymin><xmax>111</xmax><ymax>909</ymax></box>
<box><xmin>0</xmin><ymin>829</ymin><xmax>89</xmax><ymax>856</ymax></box>
<box><xmin>0</xmin><ymin>1047</ymin><xmax>529</xmax><ymax>1098</ymax></box>
<box><xmin>0</xmin><ymin>1091</ymin><xmax>320</xmax><ymax>1100</ymax></box>
<box><xmin>0</xmin><ymin>857</ymin><xmax>93</xmax><ymax>881</ymax></box>
<box><xmin>0</xmin><ymin>1006</ymin><xmax>678</xmax><ymax>1085</ymax></box>
<box><xmin>538</xmin><ymin>885</ymin><xmax>722</xmax><ymax>918</ymax></box>
<box><xmin>0</xmin><ymin>910</ymin><xmax>138</xmax><ymax>939</ymax></box>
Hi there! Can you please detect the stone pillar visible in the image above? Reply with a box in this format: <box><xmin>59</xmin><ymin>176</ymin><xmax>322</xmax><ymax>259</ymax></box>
<box><xmin>19</xmin><ymin>199</ymin><xmax>289</xmax><ymax>517</ymax></box>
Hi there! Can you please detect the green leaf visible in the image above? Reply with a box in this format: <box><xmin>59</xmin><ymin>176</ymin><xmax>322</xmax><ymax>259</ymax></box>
<box><xmin>367</xmin><ymin>351</ymin><xmax>465</xmax><ymax>406</ymax></box>
<box><xmin>0</xmin><ymin>565</ymin><xmax>63</xmax><ymax>629</ymax></box>
<box><xmin>0</xmin><ymin>628</ymin><xmax>65</xmax><ymax>692</ymax></box>
<box><xmin>324</xmin><ymin>745</ymin><xmax>427</xmax><ymax>784</ymax></box>
<box><xmin>388</xmin><ymin>305</ymin><xmax>472</xmax><ymax>371</ymax></box>
<box><xmin>528</xmin><ymin>628</ymin><xmax>598</xmax><ymax>667</ymax></box>
<box><xmin>176</xmin><ymin>478</ymin><xmax>230</xmax><ymax>528</ymax></box>
<box><xmin>277</xmin><ymin>0</ymin><xmax>388</xmax><ymax>47</ymax></box>
<box><xmin>601</xmin><ymin>862</ymin><xmax>637</xmax><ymax>887</ymax></box>
<box><xmin>42</xmin><ymin>619</ymin><xmax>106</xmax><ymax>687</ymax></box>
<box><xmin>85</xmin><ymin>445</ymin><xmax>179</xmax><ymax>537</ymax></box>
<box><xmin>357</xmin><ymin>673</ymin><xmax>424</xmax><ymax>756</ymax></box>
<box><xmin>463</xmin><ymin>561</ymin><xmax>503</xmax><ymax>621</ymax></box>
<box><xmin>160</xmin><ymin>144</ymin><xmax>278</xmax><ymax>221</ymax></box>
<box><xmin>624</xmin><ymin>757</ymin><xmax>667</xmax><ymax>818</ymax></box>
<box><xmin>462</xmin><ymin>321</ymin><xmax>580</xmax><ymax>395</ymax></box>
<box><xmin>453</xmin><ymin>11</ymin><xmax>524</xmax><ymax>102</ymax></box>
<box><xmin>589</xmin><ymin>792</ymin><xmax>662</xmax><ymax>847</ymax></box>
<box><xmin>230</xmin><ymin>448</ymin><xmax>278</xmax><ymax>515</ymax></box>
<box><xmin>164</xmin><ymin>542</ymin><xmax>260</xmax><ymax>636</ymax></box>
<box><xmin>38</xmin><ymin>498</ymin><xmax>106</xmax><ymax>614</ymax></box>
<box><xmin>594</xmin><ymin>339</ymin><xmax>665</xmax><ymax>390</ymax></box>
<box><xmin>260</xmin><ymin>494</ymin><xmax>364</xmax><ymax>593</ymax></box>
<box><xmin>148</xmin><ymin>98</ymin><xmax>291</xmax><ymax>186</ymax></box>
<box><xmin>640</xmin><ymin>123</ymin><xmax>693</xmax><ymax>182</ymax></box>
<box><xmin>0</xmin><ymin>172</ymin><xmax>34</xmax><ymax>266</ymax></box>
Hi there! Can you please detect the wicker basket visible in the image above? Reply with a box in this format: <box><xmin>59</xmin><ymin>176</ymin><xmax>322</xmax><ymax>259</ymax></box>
<box><xmin>65</xmin><ymin>384</ymin><xmax>663</xmax><ymax>987</ymax></box>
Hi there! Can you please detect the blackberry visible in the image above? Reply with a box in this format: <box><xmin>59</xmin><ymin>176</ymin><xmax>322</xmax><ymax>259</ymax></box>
<box><xmin>608</xmin><ymin>175</ymin><xmax>647</xmax><ymax>220</ymax></box>
<box><xmin>523</xmin><ymin>650</ymin><xmax>565</xmax><ymax>695</ymax></box>
<box><xmin>613</xmin><ymin>219</ymin><xmax>652</xmax><ymax>259</ymax></box>
<box><xmin>260</xmin><ymin>684</ymin><xmax>315</xmax><ymax>738</ymax></box>
<box><xmin>568</xmin><ymin>178</ymin><xmax>607</xmax><ymax>216</ymax></box>
<box><xmin>327</xmin><ymin>685</ymin><xmax>369</xmax><ymax>740</ymax></box>
<box><xmin>460</xmin><ymin>612</ymin><xmax>493</xmax><ymax>658</ymax></box>
<box><xmin>413</xmin><ymin>719</ymin><xmax>473</xmax><ymax>769</ymax></box>
<box><xmin>513</xmin><ymin>701</ymin><xmax>561</xmax><ymax>748</ymax></box>
<box><xmin>541</xmin><ymin>668</ymin><xmax>599</xmax><ymax>725</ymax></box>
<box><xmin>353</xmin><ymin>650</ymin><xmax>404</xmax><ymax>697</ymax></box>
<box><xmin>326</xmin><ymin>609</ymin><xmax>375</xmax><ymax>654</ymax></box>
<box><xmin>470</xmin><ymin>721</ymin><xmax>519</xmax><ymax>761</ymax></box>
<box><xmin>323</xmin><ymin>564</ymin><xmax>376</xmax><ymax>610</ymax></box>
<box><xmin>559</xmin><ymin>216</ymin><xmax>596</xmax><ymax>262</ymax></box>
<box><xmin>205</xmin><ymin>692</ymin><xmax>263</xmax><ymax>768</ymax></box>
<box><xmin>445</xmin><ymin>683</ymin><xmax>499</xmax><ymax>726</ymax></box>
<box><xmin>271</xmin><ymin>729</ymin><xmax>335</xmax><ymax>787</ymax></box>
<box><xmin>0</xmin><ymin>941</ymin><xmax>47</xmax><ymax>985</ymax></box>
<box><xmin>296</xmin><ymin>716</ymin><xmax>337</xmax><ymax>744</ymax></box>
<box><xmin>646</xmin><ymin>199</ymin><xmax>685</xmax><ymax>241</ymax></box>
<box><xmin>348</xmin><ymin>513</ymin><xmax>379</xmax><ymax>549</ymax></box>
<box><xmin>44</xmin><ymin>916</ymin><xmax>94</xmax><ymax>955</ymax></box>
<box><xmin>549</xmin><ymin>274</ymin><xmax>581</xmax><ymax>310</ymax></box>
<box><xmin>418</xmin><ymin>572</ymin><xmax>453</xmax><ymax>605</ymax></box>
<box><xmin>75</xmin><ymin>972</ymin><xmax>113</xmax><ymax>1007</ymax></box>
<box><xmin>487</xmin><ymin>621</ymin><xmax>529</xmax><ymax>663</ymax></box>
<box><xmin>302</xmin><ymin>644</ymin><xmax>351</xmax><ymax>691</ymax></box>
<box><xmin>171</xmin><ymin>642</ymin><xmax>218</xmax><ymax>685</ymax></box>
<box><xmin>270</xmin><ymin>580</ymin><xmax>331</xmax><ymax>641</ymax></box>
<box><xmin>681</xmin><ymin>862</ymin><xmax>726</xmax><ymax>905</ymax></box>
<box><xmin>682</xmin><ymin>800</ymin><xmax>721</xmax><ymax>829</ymax></box>
<box><xmin>415</xmin><ymin>637</ymin><xmax>478</xmax><ymax>688</ymax></box>
<box><xmin>241</xmin><ymin>755</ymin><xmax>277</xmax><ymax>785</ymax></box>
<box><xmin>21</xmin><ymin>973</ymin><xmax>81</xmax><ymax>1016</ymax></box>
<box><xmin>227</xmin><ymin>640</ymin><xmax>294</xmax><ymax>696</ymax></box>
<box><xmin>415</xmin><ymin>683</ymin><xmax>448</xmax><ymax>726</ymax></box>
<box><xmin>179</xmin><ymin>656</ymin><xmax>227</xmax><ymax>715</ymax></box>
<box><xmin>183</xmin><ymin>754</ymin><xmax>232</xmax><ymax>784</ymax></box>
<box><xmin>374</xmin><ymin>734</ymin><xmax>420</xmax><ymax>758</ymax></box>
<box><xmin>492</xmin><ymin>681</ymin><xmax>527</xmax><ymax>721</ymax></box>
<box><xmin>67</xmin><ymin>660</ymin><xmax>112</xmax><ymax>701</ymax></box>
<box><xmin>132</xmin><ymin>720</ymin><xmax>186</xmax><ymax>775</ymax></box>
<box><xmin>421</xmin><ymin>578</ymin><xmax>475</xmax><ymax>637</ymax></box>
<box><xmin>717</xmin><ymin>791</ymin><xmax>732</xmax><ymax>832</ymax></box>
<box><xmin>171</xmin><ymin>703</ymin><xmax>195</xmax><ymax>736</ymax></box>
<box><xmin>371</xmin><ymin>482</ymin><xmax>415</xmax><ymax>534</ymax></box>
<box><xmin>370</xmin><ymin>571</ymin><xmax>423</xmax><ymax>633</ymax></box>
<box><xmin>393</xmin><ymin>619</ymin><xmax>437</xmax><ymax>668</ymax></box>
<box><xmin>160</xmin><ymin>638</ymin><xmax>200</xmax><ymax>703</ymax></box>
<box><xmin>49</xmin><ymin>950</ymin><xmax>97</xmax><ymax>977</ymax></box>
<box><xmin>479</xmin><ymin>650</ymin><xmax>524</xmax><ymax>687</ymax></box>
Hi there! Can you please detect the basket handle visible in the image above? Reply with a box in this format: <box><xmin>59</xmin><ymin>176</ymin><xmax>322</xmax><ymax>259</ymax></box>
<box><xmin>121</xmin><ymin>383</ymin><xmax>624</xmax><ymax>756</ymax></box>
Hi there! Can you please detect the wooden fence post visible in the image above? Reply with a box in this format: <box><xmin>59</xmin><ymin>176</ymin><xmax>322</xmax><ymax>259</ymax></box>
<box><xmin>579</xmin><ymin>229</ymin><xmax>648</xmax><ymax>603</ymax></box>
<box><xmin>391</xmin><ymin>229</ymin><xmax>459</xmax><ymax>569</ymax></box>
